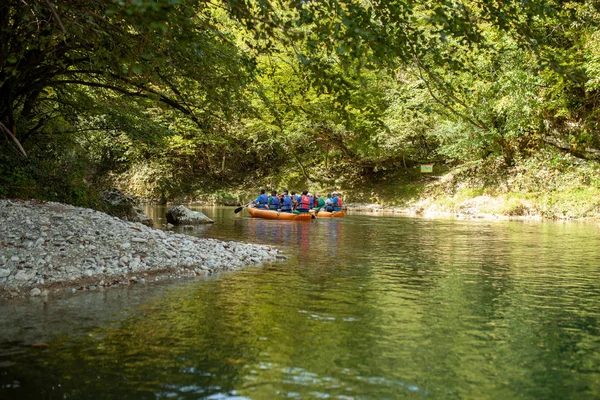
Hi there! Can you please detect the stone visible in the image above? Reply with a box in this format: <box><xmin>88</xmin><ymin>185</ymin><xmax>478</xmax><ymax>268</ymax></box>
<box><xmin>102</xmin><ymin>188</ymin><xmax>153</xmax><ymax>226</ymax></box>
<box><xmin>30</xmin><ymin>288</ymin><xmax>41</xmax><ymax>296</ymax></box>
<box><xmin>14</xmin><ymin>270</ymin><xmax>34</xmax><ymax>281</ymax></box>
<box><xmin>0</xmin><ymin>199</ymin><xmax>281</xmax><ymax>299</ymax></box>
<box><xmin>166</xmin><ymin>205</ymin><xmax>214</xmax><ymax>225</ymax></box>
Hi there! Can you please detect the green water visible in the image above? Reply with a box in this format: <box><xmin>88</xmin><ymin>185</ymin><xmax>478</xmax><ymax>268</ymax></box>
<box><xmin>2</xmin><ymin>207</ymin><xmax>600</xmax><ymax>399</ymax></box>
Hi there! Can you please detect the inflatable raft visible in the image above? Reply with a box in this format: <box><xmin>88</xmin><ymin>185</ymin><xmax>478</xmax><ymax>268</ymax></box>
<box><xmin>310</xmin><ymin>209</ymin><xmax>346</xmax><ymax>218</ymax></box>
<box><xmin>247</xmin><ymin>207</ymin><xmax>313</xmax><ymax>221</ymax></box>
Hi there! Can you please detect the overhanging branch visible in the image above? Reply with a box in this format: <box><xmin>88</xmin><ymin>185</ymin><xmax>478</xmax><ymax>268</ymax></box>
<box><xmin>48</xmin><ymin>78</ymin><xmax>213</xmax><ymax>130</ymax></box>
<box><xmin>0</xmin><ymin>121</ymin><xmax>27</xmax><ymax>157</ymax></box>
<box><xmin>412</xmin><ymin>55</ymin><xmax>489</xmax><ymax>132</ymax></box>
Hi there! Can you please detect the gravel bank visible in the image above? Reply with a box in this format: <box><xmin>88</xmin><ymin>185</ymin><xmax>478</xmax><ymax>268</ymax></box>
<box><xmin>0</xmin><ymin>200</ymin><xmax>281</xmax><ymax>299</ymax></box>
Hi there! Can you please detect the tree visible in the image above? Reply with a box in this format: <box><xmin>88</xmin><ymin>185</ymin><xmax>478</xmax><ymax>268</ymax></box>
<box><xmin>0</xmin><ymin>0</ymin><xmax>253</xmax><ymax>157</ymax></box>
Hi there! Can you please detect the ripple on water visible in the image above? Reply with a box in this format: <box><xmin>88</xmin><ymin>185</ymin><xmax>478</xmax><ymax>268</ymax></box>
<box><xmin>3</xmin><ymin>211</ymin><xmax>600</xmax><ymax>399</ymax></box>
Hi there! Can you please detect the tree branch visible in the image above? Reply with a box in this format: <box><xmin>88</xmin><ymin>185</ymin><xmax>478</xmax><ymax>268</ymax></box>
<box><xmin>411</xmin><ymin>53</ymin><xmax>489</xmax><ymax>131</ymax></box>
<box><xmin>48</xmin><ymin>78</ymin><xmax>215</xmax><ymax>130</ymax></box>
<box><xmin>108</xmin><ymin>73</ymin><xmax>224</xmax><ymax>125</ymax></box>
<box><xmin>42</xmin><ymin>0</ymin><xmax>66</xmax><ymax>36</ymax></box>
<box><xmin>0</xmin><ymin>121</ymin><xmax>27</xmax><ymax>157</ymax></box>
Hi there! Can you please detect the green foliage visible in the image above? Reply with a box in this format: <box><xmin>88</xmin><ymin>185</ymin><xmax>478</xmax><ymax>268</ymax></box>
<box><xmin>2</xmin><ymin>0</ymin><xmax>600</xmax><ymax>215</ymax></box>
<box><xmin>0</xmin><ymin>142</ymin><xmax>102</xmax><ymax>208</ymax></box>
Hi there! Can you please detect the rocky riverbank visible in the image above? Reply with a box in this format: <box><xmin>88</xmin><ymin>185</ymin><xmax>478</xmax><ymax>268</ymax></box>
<box><xmin>346</xmin><ymin>198</ymin><xmax>571</xmax><ymax>220</ymax></box>
<box><xmin>0</xmin><ymin>200</ymin><xmax>281</xmax><ymax>299</ymax></box>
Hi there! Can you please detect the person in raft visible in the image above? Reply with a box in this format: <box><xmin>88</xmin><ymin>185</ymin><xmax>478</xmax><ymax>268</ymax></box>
<box><xmin>280</xmin><ymin>190</ymin><xmax>293</xmax><ymax>213</ymax></box>
<box><xmin>325</xmin><ymin>193</ymin><xmax>334</xmax><ymax>211</ymax></box>
<box><xmin>314</xmin><ymin>193</ymin><xmax>326</xmax><ymax>211</ymax></box>
<box><xmin>296</xmin><ymin>190</ymin><xmax>312</xmax><ymax>213</ymax></box>
<box><xmin>254</xmin><ymin>188</ymin><xmax>269</xmax><ymax>209</ymax></box>
<box><xmin>268</xmin><ymin>190</ymin><xmax>280</xmax><ymax>210</ymax></box>
<box><xmin>332</xmin><ymin>191</ymin><xmax>343</xmax><ymax>211</ymax></box>
<box><xmin>291</xmin><ymin>191</ymin><xmax>300</xmax><ymax>210</ymax></box>
<box><xmin>307</xmin><ymin>192</ymin><xmax>314</xmax><ymax>210</ymax></box>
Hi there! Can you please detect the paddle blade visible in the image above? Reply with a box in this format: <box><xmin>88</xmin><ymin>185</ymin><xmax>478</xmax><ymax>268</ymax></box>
<box><xmin>234</xmin><ymin>206</ymin><xmax>244</xmax><ymax>214</ymax></box>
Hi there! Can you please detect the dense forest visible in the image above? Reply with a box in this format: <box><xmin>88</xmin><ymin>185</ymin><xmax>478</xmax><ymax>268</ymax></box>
<box><xmin>1</xmin><ymin>0</ymin><xmax>600</xmax><ymax>217</ymax></box>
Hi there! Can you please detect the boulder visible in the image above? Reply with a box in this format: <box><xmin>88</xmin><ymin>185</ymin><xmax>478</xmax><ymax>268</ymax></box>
<box><xmin>102</xmin><ymin>188</ymin><xmax>153</xmax><ymax>227</ymax></box>
<box><xmin>166</xmin><ymin>205</ymin><xmax>214</xmax><ymax>225</ymax></box>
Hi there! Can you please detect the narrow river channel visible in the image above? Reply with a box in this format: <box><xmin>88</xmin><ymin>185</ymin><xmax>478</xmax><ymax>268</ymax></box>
<box><xmin>2</xmin><ymin>206</ymin><xmax>600</xmax><ymax>399</ymax></box>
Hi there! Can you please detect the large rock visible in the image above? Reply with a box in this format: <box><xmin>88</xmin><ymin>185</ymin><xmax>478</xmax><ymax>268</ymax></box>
<box><xmin>166</xmin><ymin>205</ymin><xmax>214</xmax><ymax>225</ymax></box>
<box><xmin>102</xmin><ymin>188</ymin><xmax>153</xmax><ymax>226</ymax></box>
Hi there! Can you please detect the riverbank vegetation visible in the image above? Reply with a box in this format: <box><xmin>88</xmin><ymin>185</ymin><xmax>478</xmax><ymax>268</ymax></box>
<box><xmin>1</xmin><ymin>1</ymin><xmax>600</xmax><ymax>218</ymax></box>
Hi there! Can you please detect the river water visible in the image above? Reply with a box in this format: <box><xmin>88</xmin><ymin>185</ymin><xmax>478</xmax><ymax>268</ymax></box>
<box><xmin>1</xmin><ymin>206</ymin><xmax>600</xmax><ymax>399</ymax></box>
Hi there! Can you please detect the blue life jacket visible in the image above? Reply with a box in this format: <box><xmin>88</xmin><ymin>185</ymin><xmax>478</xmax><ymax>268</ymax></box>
<box><xmin>256</xmin><ymin>193</ymin><xmax>268</xmax><ymax>209</ymax></box>
<box><xmin>308</xmin><ymin>196</ymin><xmax>313</xmax><ymax>209</ymax></box>
<box><xmin>332</xmin><ymin>196</ymin><xmax>341</xmax><ymax>211</ymax></box>
<box><xmin>281</xmin><ymin>195</ymin><xmax>292</xmax><ymax>212</ymax></box>
<box><xmin>269</xmin><ymin>195</ymin><xmax>280</xmax><ymax>210</ymax></box>
<box><xmin>325</xmin><ymin>198</ymin><xmax>333</xmax><ymax>211</ymax></box>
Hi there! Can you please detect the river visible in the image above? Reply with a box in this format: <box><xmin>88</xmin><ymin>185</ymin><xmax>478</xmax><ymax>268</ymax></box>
<box><xmin>1</xmin><ymin>206</ymin><xmax>600</xmax><ymax>399</ymax></box>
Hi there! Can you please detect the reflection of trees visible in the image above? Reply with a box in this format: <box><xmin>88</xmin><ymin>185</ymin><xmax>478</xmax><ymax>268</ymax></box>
<box><xmin>372</xmin><ymin>219</ymin><xmax>600</xmax><ymax>399</ymax></box>
<box><xmin>3</xmin><ymin>216</ymin><xmax>600</xmax><ymax>398</ymax></box>
<box><xmin>8</xmin><ymin>287</ymin><xmax>251</xmax><ymax>398</ymax></box>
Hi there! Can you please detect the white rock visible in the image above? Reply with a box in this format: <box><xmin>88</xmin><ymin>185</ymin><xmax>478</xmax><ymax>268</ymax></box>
<box><xmin>14</xmin><ymin>270</ymin><xmax>34</xmax><ymax>281</ymax></box>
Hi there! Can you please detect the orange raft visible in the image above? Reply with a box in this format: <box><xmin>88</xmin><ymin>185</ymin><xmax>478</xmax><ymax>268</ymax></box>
<box><xmin>310</xmin><ymin>209</ymin><xmax>346</xmax><ymax>218</ymax></box>
<box><xmin>247</xmin><ymin>207</ymin><xmax>313</xmax><ymax>221</ymax></box>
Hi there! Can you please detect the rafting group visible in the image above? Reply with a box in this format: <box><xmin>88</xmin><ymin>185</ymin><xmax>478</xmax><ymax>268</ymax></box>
<box><xmin>238</xmin><ymin>189</ymin><xmax>346</xmax><ymax>220</ymax></box>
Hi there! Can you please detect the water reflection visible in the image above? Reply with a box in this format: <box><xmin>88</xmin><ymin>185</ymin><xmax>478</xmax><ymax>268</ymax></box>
<box><xmin>2</xmin><ymin>209</ymin><xmax>600</xmax><ymax>399</ymax></box>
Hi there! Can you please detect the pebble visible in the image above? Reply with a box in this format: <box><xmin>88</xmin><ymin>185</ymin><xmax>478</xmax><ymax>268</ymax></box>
<box><xmin>0</xmin><ymin>200</ymin><xmax>281</xmax><ymax>298</ymax></box>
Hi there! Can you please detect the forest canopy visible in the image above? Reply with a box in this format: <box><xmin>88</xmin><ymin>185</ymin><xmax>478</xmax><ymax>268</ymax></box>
<box><xmin>1</xmin><ymin>0</ymin><xmax>599</xmax><ymax>206</ymax></box>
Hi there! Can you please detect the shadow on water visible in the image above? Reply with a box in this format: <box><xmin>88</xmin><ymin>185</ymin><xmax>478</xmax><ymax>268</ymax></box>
<box><xmin>2</xmin><ymin>207</ymin><xmax>600</xmax><ymax>399</ymax></box>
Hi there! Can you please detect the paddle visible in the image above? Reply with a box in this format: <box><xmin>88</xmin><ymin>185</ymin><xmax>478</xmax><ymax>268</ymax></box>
<box><xmin>234</xmin><ymin>201</ymin><xmax>253</xmax><ymax>214</ymax></box>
